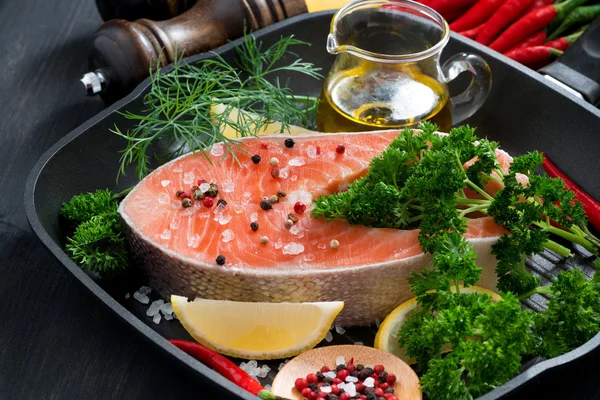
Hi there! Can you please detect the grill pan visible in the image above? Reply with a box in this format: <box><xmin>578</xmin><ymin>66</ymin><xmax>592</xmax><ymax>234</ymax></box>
<box><xmin>24</xmin><ymin>10</ymin><xmax>600</xmax><ymax>400</ymax></box>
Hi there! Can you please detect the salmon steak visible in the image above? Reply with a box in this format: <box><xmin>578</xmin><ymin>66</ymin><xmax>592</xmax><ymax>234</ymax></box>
<box><xmin>119</xmin><ymin>131</ymin><xmax>509</xmax><ymax>325</ymax></box>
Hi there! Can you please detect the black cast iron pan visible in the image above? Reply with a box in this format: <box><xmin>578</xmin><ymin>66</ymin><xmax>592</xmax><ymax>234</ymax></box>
<box><xmin>24</xmin><ymin>10</ymin><xmax>600</xmax><ymax>400</ymax></box>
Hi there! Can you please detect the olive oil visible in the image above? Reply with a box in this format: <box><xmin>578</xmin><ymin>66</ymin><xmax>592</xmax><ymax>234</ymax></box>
<box><xmin>317</xmin><ymin>64</ymin><xmax>452</xmax><ymax>133</ymax></box>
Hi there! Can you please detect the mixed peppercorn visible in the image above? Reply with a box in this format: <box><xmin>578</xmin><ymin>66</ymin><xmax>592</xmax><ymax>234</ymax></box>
<box><xmin>293</xmin><ymin>358</ymin><xmax>398</xmax><ymax>400</ymax></box>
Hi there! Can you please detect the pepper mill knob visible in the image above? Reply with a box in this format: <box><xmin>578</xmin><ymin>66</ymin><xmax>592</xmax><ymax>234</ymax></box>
<box><xmin>81</xmin><ymin>0</ymin><xmax>308</xmax><ymax>103</ymax></box>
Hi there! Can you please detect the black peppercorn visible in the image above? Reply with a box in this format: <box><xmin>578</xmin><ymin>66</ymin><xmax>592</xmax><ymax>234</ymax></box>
<box><xmin>215</xmin><ymin>255</ymin><xmax>226</xmax><ymax>265</ymax></box>
<box><xmin>316</xmin><ymin>371</ymin><xmax>324</xmax><ymax>382</ymax></box>
<box><xmin>351</xmin><ymin>370</ymin><xmax>360</xmax><ymax>378</ymax></box>
<box><xmin>378</xmin><ymin>371</ymin><xmax>388</xmax><ymax>383</ymax></box>
<box><xmin>359</xmin><ymin>367</ymin><xmax>374</xmax><ymax>381</ymax></box>
<box><xmin>276</xmin><ymin>189</ymin><xmax>287</xmax><ymax>198</ymax></box>
<box><xmin>205</xmin><ymin>183</ymin><xmax>219</xmax><ymax>197</ymax></box>
<box><xmin>356</xmin><ymin>364</ymin><xmax>364</xmax><ymax>371</ymax></box>
<box><xmin>176</xmin><ymin>190</ymin><xmax>184</xmax><ymax>198</ymax></box>
<box><xmin>323</xmin><ymin>376</ymin><xmax>333</xmax><ymax>384</ymax></box>
<box><xmin>260</xmin><ymin>200</ymin><xmax>272</xmax><ymax>211</ymax></box>
<box><xmin>384</xmin><ymin>388</ymin><xmax>395</xmax><ymax>394</ymax></box>
<box><xmin>308</xmin><ymin>383</ymin><xmax>317</xmax><ymax>391</ymax></box>
<box><xmin>366</xmin><ymin>393</ymin><xmax>376</xmax><ymax>400</ymax></box>
<box><xmin>336</xmin><ymin>364</ymin><xmax>346</xmax><ymax>371</ymax></box>
<box><xmin>217</xmin><ymin>199</ymin><xmax>227</xmax><ymax>207</ymax></box>
<box><xmin>327</xmin><ymin>395</ymin><xmax>338</xmax><ymax>400</ymax></box>
<box><xmin>250</xmin><ymin>222</ymin><xmax>259</xmax><ymax>231</ymax></box>
<box><xmin>284</xmin><ymin>138</ymin><xmax>295</xmax><ymax>148</ymax></box>
<box><xmin>251</xmin><ymin>154</ymin><xmax>261</xmax><ymax>164</ymax></box>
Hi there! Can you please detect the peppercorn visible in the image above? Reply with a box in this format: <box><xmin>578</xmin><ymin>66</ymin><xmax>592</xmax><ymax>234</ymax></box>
<box><xmin>287</xmin><ymin>213</ymin><xmax>299</xmax><ymax>224</ymax></box>
<box><xmin>316</xmin><ymin>371</ymin><xmax>324</xmax><ymax>382</ymax></box>
<box><xmin>251</xmin><ymin>154</ymin><xmax>261</xmax><ymax>164</ymax></box>
<box><xmin>182</xmin><ymin>198</ymin><xmax>193</xmax><ymax>208</ymax></box>
<box><xmin>217</xmin><ymin>199</ymin><xmax>227</xmax><ymax>207</ymax></box>
<box><xmin>356</xmin><ymin>364</ymin><xmax>364</xmax><ymax>371</ymax></box>
<box><xmin>191</xmin><ymin>185</ymin><xmax>199</xmax><ymax>192</ymax></box>
<box><xmin>330</xmin><ymin>239</ymin><xmax>340</xmax><ymax>249</ymax></box>
<box><xmin>366</xmin><ymin>393</ymin><xmax>376</xmax><ymax>400</ymax></box>
<box><xmin>284</xmin><ymin>138</ymin><xmax>295</xmax><ymax>148</ymax></box>
<box><xmin>270</xmin><ymin>157</ymin><xmax>279</xmax><ymax>166</ymax></box>
<box><xmin>260</xmin><ymin>200</ymin><xmax>272</xmax><ymax>211</ymax></box>
<box><xmin>294</xmin><ymin>201</ymin><xmax>306</xmax><ymax>214</ymax></box>
<box><xmin>180</xmin><ymin>192</ymin><xmax>191</xmax><ymax>200</ymax></box>
<box><xmin>323</xmin><ymin>376</ymin><xmax>333</xmax><ymax>385</ymax></box>
<box><xmin>363</xmin><ymin>387</ymin><xmax>375</xmax><ymax>394</ymax></box>
<box><xmin>277</xmin><ymin>189</ymin><xmax>287</xmax><ymax>198</ymax></box>
<box><xmin>216</xmin><ymin>255</ymin><xmax>226</xmax><ymax>265</ymax></box>
<box><xmin>203</xmin><ymin>197</ymin><xmax>213</xmax><ymax>208</ymax></box>
<box><xmin>250</xmin><ymin>222</ymin><xmax>259</xmax><ymax>231</ymax></box>
<box><xmin>284</xmin><ymin>219</ymin><xmax>294</xmax><ymax>229</ymax></box>
<box><xmin>197</xmin><ymin>179</ymin><xmax>206</xmax><ymax>186</ymax></box>
<box><xmin>336</xmin><ymin>364</ymin><xmax>346</xmax><ymax>371</ymax></box>
<box><xmin>269</xmin><ymin>195</ymin><xmax>279</xmax><ymax>204</ymax></box>
<box><xmin>193</xmin><ymin>189</ymin><xmax>204</xmax><ymax>200</ymax></box>
<box><xmin>271</xmin><ymin>168</ymin><xmax>280</xmax><ymax>179</ymax></box>
<box><xmin>259</xmin><ymin>236</ymin><xmax>269</xmax><ymax>245</ymax></box>
<box><xmin>351</xmin><ymin>371</ymin><xmax>360</xmax><ymax>378</ymax></box>
<box><xmin>384</xmin><ymin>388</ymin><xmax>395</xmax><ymax>394</ymax></box>
<box><xmin>328</xmin><ymin>395</ymin><xmax>339</xmax><ymax>400</ymax></box>
<box><xmin>359</xmin><ymin>368</ymin><xmax>374</xmax><ymax>381</ymax></box>
<box><xmin>336</xmin><ymin>144</ymin><xmax>346</xmax><ymax>154</ymax></box>
<box><xmin>378</xmin><ymin>371</ymin><xmax>388</xmax><ymax>383</ymax></box>
<box><xmin>205</xmin><ymin>183</ymin><xmax>218</xmax><ymax>197</ymax></box>
<box><xmin>308</xmin><ymin>383</ymin><xmax>318</xmax><ymax>391</ymax></box>
<box><xmin>176</xmin><ymin>190</ymin><xmax>184</xmax><ymax>198</ymax></box>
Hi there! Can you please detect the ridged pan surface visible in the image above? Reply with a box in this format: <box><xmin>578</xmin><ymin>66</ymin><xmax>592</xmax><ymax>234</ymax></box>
<box><xmin>24</xmin><ymin>10</ymin><xmax>600</xmax><ymax>400</ymax></box>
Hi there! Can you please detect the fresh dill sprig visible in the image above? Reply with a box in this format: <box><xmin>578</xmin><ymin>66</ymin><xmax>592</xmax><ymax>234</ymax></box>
<box><xmin>112</xmin><ymin>33</ymin><xmax>322</xmax><ymax>180</ymax></box>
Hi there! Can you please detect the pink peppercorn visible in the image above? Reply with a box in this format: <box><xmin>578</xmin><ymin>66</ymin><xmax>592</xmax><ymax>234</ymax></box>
<box><xmin>333</xmin><ymin>377</ymin><xmax>342</xmax><ymax>384</ymax></box>
<box><xmin>374</xmin><ymin>365</ymin><xmax>385</xmax><ymax>374</ymax></box>
<box><xmin>386</xmin><ymin>373</ymin><xmax>396</xmax><ymax>385</ymax></box>
<box><xmin>320</xmin><ymin>366</ymin><xmax>330</xmax><ymax>373</ymax></box>
<box><xmin>203</xmin><ymin>197</ymin><xmax>213</xmax><ymax>208</ymax></box>
<box><xmin>295</xmin><ymin>378</ymin><xmax>308</xmax><ymax>391</ymax></box>
<box><xmin>180</xmin><ymin>192</ymin><xmax>191</xmax><ymax>200</ymax></box>
<box><xmin>306</xmin><ymin>373</ymin><xmax>318</xmax><ymax>384</ymax></box>
<box><xmin>197</xmin><ymin>179</ymin><xmax>206</xmax><ymax>185</ymax></box>
<box><xmin>294</xmin><ymin>201</ymin><xmax>306</xmax><ymax>214</ymax></box>
<box><xmin>301</xmin><ymin>387</ymin><xmax>312</xmax><ymax>398</ymax></box>
<box><xmin>339</xmin><ymin>393</ymin><xmax>351</xmax><ymax>400</ymax></box>
<box><xmin>337</xmin><ymin>369</ymin><xmax>349</xmax><ymax>381</ymax></box>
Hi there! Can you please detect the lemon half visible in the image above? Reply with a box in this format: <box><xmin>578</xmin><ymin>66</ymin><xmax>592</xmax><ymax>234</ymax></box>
<box><xmin>374</xmin><ymin>286</ymin><xmax>501</xmax><ymax>363</ymax></box>
<box><xmin>171</xmin><ymin>296</ymin><xmax>344</xmax><ymax>360</ymax></box>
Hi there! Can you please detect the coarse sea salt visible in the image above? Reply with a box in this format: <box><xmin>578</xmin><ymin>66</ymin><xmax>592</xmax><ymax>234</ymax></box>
<box><xmin>318</xmin><ymin>243</ymin><xmax>327</xmax><ymax>250</ymax></box>
<box><xmin>160</xmin><ymin>229</ymin><xmax>171</xmax><ymax>240</ymax></box>
<box><xmin>125</xmin><ymin>293</ymin><xmax>130</xmax><ymax>299</ymax></box>
<box><xmin>187</xmin><ymin>234</ymin><xmax>201</xmax><ymax>248</ymax></box>
<box><xmin>307</xmin><ymin>145</ymin><xmax>318</xmax><ymax>159</ymax></box>
<box><xmin>183</xmin><ymin>172</ymin><xmax>195</xmax><ymax>185</ymax></box>
<box><xmin>324</xmin><ymin>371</ymin><xmax>337</xmax><ymax>380</ymax></box>
<box><xmin>160</xmin><ymin>302</ymin><xmax>173</xmax><ymax>316</ymax></box>
<box><xmin>161</xmin><ymin>180</ymin><xmax>170</xmax><ymax>187</ymax></box>
<box><xmin>279</xmin><ymin>167</ymin><xmax>290</xmax><ymax>179</ymax></box>
<box><xmin>257</xmin><ymin>364</ymin><xmax>271</xmax><ymax>378</ymax></box>
<box><xmin>320</xmin><ymin>385</ymin><xmax>332</xmax><ymax>393</ymax></box>
<box><xmin>222</xmin><ymin>229</ymin><xmax>235</xmax><ymax>243</ymax></box>
<box><xmin>250</xmin><ymin>212</ymin><xmax>259</xmax><ymax>223</ymax></box>
<box><xmin>146</xmin><ymin>299</ymin><xmax>164</xmax><ymax>317</ymax></box>
<box><xmin>210</xmin><ymin>143</ymin><xmax>224</xmax><ymax>156</ymax></box>
<box><xmin>287</xmin><ymin>190</ymin><xmax>312</xmax><ymax>205</ymax></box>
<box><xmin>288</xmin><ymin>157</ymin><xmax>305</xmax><ymax>167</ymax></box>
<box><xmin>169</xmin><ymin>219</ymin><xmax>180</xmax><ymax>230</ymax></box>
<box><xmin>133</xmin><ymin>291</ymin><xmax>150</xmax><ymax>304</ymax></box>
<box><xmin>274</xmin><ymin>240</ymin><xmax>283</xmax><ymax>249</ymax></box>
<box><xmin>157</xmin><ymin>193</ymin><xmax>170</xmax><ymax>204</ymax></box>
<box><xmin>345</xmin><ymin>376</ymin><xmax>358</xmax><ymax>383</ymax></box>
<box><xmin>199</xmin><ymin>183</ymin><xmax>211</xmax><ymax>192</ymax></box>
<box><xmin>354</xmin><ymin>342</ymin><xmax>364</xmax><ymax>346</ymax></box>
<box><xmin>345</xmin><ymin>382</ymin><xmax>357</xmax><ymax>397</ymax></box>
<box><xmin>139</xmin><ymin>286</ymin><xmax>152</xmax><ymax>295</ymax></box>
<box><xmin>283</xmin><ymin>242</ymin><xmax>304</xmax><ymax>255</ymax></box>
<box><xmin>242</xmin><ymin>192</ymin><xmax>252</xmax><ymax>206</ymax></box>
<box><xmin>198</xmin><ymin>212</ymin><xmax>210</xmax><ymax>219</ymax></box>
<box><xmin>289</xmin><ymin>225</ymin><xmax>302</xmax><ymax>236</ymax></box>
<box><xmin>335</xmin><ymin>325</ymin><xmax>346</xmax><ymax>335</ymax></box>
<box><xmin>364</xmin><ymin>377</ymin><xmax>375</xmax><ymax>388</ymax></box>
<box><xmin>325</xmin><ymin>331</ymin><xmax>333</xmax><ymax>343</ymax></box>
<box><xmin>222</xmin><ymin>180</ymin><xmax>235</xmax><ymax>193</ymax></box>
<box><xmin>218</xmin><ymin>214</ymin><xmax>232</xmax><ymax>225</ymax></box>
<box><xmin>336</xmin><ymin>356</ymin><xmax>345</xmax><ymax>366</ymax></box>
<box><xmin>152</xmin><ymin>313</ymin><xmax>162</xmax><ymax>324</ymax></box>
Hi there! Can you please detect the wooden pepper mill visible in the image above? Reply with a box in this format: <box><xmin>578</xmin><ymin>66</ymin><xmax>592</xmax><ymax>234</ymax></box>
<box><xmin>81</xmin><ymin>0</ymin><xmax>308</xmax><ymax>103</ymax></box>
<box><xmin>94</xmin><ymin>0</ymin><xmax>196</xmax><ymax>21</ymax></box>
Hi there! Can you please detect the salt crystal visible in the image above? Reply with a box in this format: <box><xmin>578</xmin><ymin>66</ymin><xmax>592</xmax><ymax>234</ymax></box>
<box><xmin>125</xmin><ymin>293</ymin><xmax>130</xmax><ymax>299</ymax></box>
<box><xmin>139</xmin><ymin>286</ymin><xmax>152</xmax><ymax>295</ymax></box>
<box><xmin>183</xmin><ymin>172</ymin><xmax>195</xmax><ymax>185</ymax></box>
<box><xmin>161</xmin><ymin>180</ymin><xmax>170</xmax><ymax>187</ymax></box>
<box><xmin>157</xmin><ymin>193</ymin><xmax>170</xmax><ymax>204</ymax></box>
<box><xmin>181</xmin><ymin>207</ymin><xmax>195</xmax><ymax>216</ymax></box>
<box><xmin>278</xmin><ymin>362</ymin><xmax>286</xmax><ymax>371</ymax></box>
<box><xmin>222</xmin><ymin>180</ymin><xmax>235</xmax><ymax>193</ymax></box>
<box><xmin>287</xmin><ymin>190</ymin><xmax>312</xmax><ymax>205</ymax></box>
<box><xmin>325</xmin><ymin>331</ymin><xmax>333</xmax><ymax>342</ymax></box>
<box><xmin>283</xmin><ymin>242</ymin><xmax>304</xmax><ymax>255</ymax></box>
<box><xmin>279</xmin><ymin>167</ymin><xmax>290</xmax><ymax>179</ymax></box>
<box><xmin>210</xmin><ymin>143</ymin><xmax>224</xmax><ymax>156</ymax></box>
<box><xmin>345</xmin><ymin>382</ymin><xmax>357</xmax><ymax>397</ymax></box>
<box><xmin>307</xmin><ymin>145</ymin><xmax>318</xmax><ymax>159</ymax></box>
<box><xmin>318</xmin><ymin>243</ymin><xmax>327</xmax><ymax>250</ymax></box>
<box><xmin>198</xmin><ymin>212</ymin><xmax>210</xmax><ymax>219</ymax></box>
<box><xmin>345</xmin><ymin>376</ymin><xmax>358</xmax><ymax>383</ymax></box>
<box><xmin>320</xmin><ymin>385</ymin><xmax>332</xmax><ymax>394</ymax></box>
<box><xmin>169</xmin><ymin>219</ymin><xmax>180</xmax><ymax>230</ymax></box>
<box><xmin>291</xmin><ymin>175</ymin><xmax>298</xmax><ymax>181</ymax></box>
<box><xmin>133</xmin><ymin>292</ymin><xmax>150</xmax><ymax>304</ymax></box>
<box><xmin>234</xmin><ymin>205</ymin><xmax>243</xmax><ymax>214</ymax></box>
<box><xmin>338</xmin><ymin>382</ymin><xmax>345</xmax><ymax>391</ymax></box>
<box><xmin>146</xmin><ymin>299</ymin><xmax>164</xmax><ymax>317</ymax></box>
<box><xmin>336</xmin><ymin>356</ymin><xmax>345</xmax><ymax>366</ymax></box>
<box><xmin>242</xmin><ymin>192</ymin><xmax>251</xmax><ymax>205</ymax></box>
<box><xmin>187</xmin><ymin>234</ymin><xmax>201</xmax><ymax>248</ymax></box>
<box><xmin>164</xmin><ymin>313</ymin><xmax>174</xmax><ymax>321</ymax></box>
<box><xmin>222</xmin><ymin>229</ymin><xmax>235</xmax><ymax>243</ymax></box>
<box><xmin>311</xmin><ymin>240</ymin><xmax>318</xmax><ymax>245</ymax></box>
<box><xmin>152</xmin><ymin>313</ymin><xmax>162</xmax><ymax>324</ymax></box>
<box><xmin>335</xmin><ymin>325</ymin><xmax>346</xmax><ymax>335</ymax></box>
<box><xmin>213</xmin><ymin>203</ymin><xmax>227</xmax><ymax>215</ymax></box>
<box><xmin>289</xmin><ymin>225</ymin><xmax>302</xmax><ymax>236</ymax></box>
<box><xmin>327</xmin><ymin>151</ymin><xmax>336</xmax><ymax>160</ymax></box>
<box><xmin>364</xmin><ymin>377</ymin><xmax>375</xmax><ymax>388</ymax></box>
<box><xmin>250</xmin><ymin>212</ymin><xmax>259</xmax><ymax>223</ymax></box>
<box><xmin>303</xmin><ymin>254</ymin><xmax>316</xmax><ymax>262</ymax></box>
<box><xmin>199</xmin><ymin>183</ymin><xmax>211</xmax><ymax>192</ymax></box>
<box><xmin>354</xmin><ymin>342</ymin><xmax>364</xmax><ymax>346</ymax></box>
<box><xmin>257</xmin><ymin>364</ymin><xmax>271</xmax><ymax>378</ymax></box>
<box><xmin>324</xmin><ymin>371</ymin><xmax>337</xmax><ymax>379</ymax></box>
<box><xmin>288</xmin><ymin>157</ymin><xmax>305</xmax><ymax>166</ymax></box>
<box><xmin>264</xmin><ymin>384</ymin><xmax>272</xmax><ymax>391</ymax></box>
<box><xmin>160</xmin><ymin>302</ymin><xmax>173</xmax><ymax>316</ymax></box>
<box><xmin>274</xmin><ymin>240</ymin><xmax>283</xmax><ymax>249</ymax></box>
<box><xmin>160</xmin><ymin>229</ymin><xmax>171</xmax><ymax>240</ymax></box>
<box><xmin>218</xmin><ymin>214</ymin><xmax>232</xmax><ymax>225</ymax></box>
<box><xmin>297</xmin><ymin>230</ymin><xmax>305</xmax><ymax>238</ymax></box>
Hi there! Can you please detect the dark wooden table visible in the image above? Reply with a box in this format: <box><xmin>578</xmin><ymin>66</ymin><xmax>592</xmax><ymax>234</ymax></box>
<box><xmin>1</xmin><ymin>0</ymin><xmax>599</xmax><ymax>399</ymax></box>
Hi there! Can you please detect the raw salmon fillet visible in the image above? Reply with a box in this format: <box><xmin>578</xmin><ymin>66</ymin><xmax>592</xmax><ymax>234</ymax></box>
<box><xmin>119</xmin><ymin>131</ymin><xmax>509</xmax><ymax>325</ymax></box>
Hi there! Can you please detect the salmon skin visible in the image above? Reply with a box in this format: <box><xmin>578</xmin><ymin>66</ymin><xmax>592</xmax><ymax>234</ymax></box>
<box><xmin>119</xmin><ymin>130</ymin><xmax>508</xmax><ymax>325</ymax></box>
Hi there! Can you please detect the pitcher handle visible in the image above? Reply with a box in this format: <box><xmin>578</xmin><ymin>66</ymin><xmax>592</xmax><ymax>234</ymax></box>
<box><xmin>442</xmin><ymin>53</ymin><xmax>492</xmax><ymax>126</ymax></box>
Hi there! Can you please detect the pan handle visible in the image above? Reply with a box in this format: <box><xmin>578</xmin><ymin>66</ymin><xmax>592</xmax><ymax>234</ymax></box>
<box><xmin>539</xmin><ymin>16</ymin><xmax>600</xmax><ymax>106</ymax></box>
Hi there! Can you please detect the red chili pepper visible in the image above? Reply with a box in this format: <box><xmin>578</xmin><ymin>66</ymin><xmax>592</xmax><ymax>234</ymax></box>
<box><xmin>525</xmin><ymin>0</ymin><xmax>553</xmax><ymax>13</ymax></box>
<box><xmin>475</xmin><ymin>0</ymin><xmax>536</xmax><ymax>45</ymax></box>
<box><xmin>489</xmin><ymin>0</ymin><xmax>587</xmax><ymax>53</ymax></box>
<box><xmin>169</xmin><ymin>340</ymin><xmax>284</xmax><ymax>400</ymax></box>
<box><xmin>450</xmin><ymin>0</ymin><xmax>507</xmax><ymax>32</ymax></box>
<box><xmin>504</xmin><ymin>45</ymin><xmax>562</xmax><ymax>68</ymax></box>
<box><xmin>426</xmin><ymin>0</ymin><xmax>479</xmax><ymax>17</ymax></box>
<box><xmin>509</xmin><ymin>30</ymin><xmax>547</xmax><ymax>51</ymax></box>
<box><xmin>459</xmin><ymin>24</ymin><xmax>485</xmax><ymax>39</ymax></box>
<box><xmin>542</xmin><ymin>154</ymin><xmax>600</xmax><ymax>232</ymax></box>
<box><xmin>444</xmin><ymin>5</ymin><xmax>473</xmax><ymax>22</ymax></box>
<box><xmin>544</xmin><ymin>29</ymin><xmax>584</xmax><ymax>50</ymax></box>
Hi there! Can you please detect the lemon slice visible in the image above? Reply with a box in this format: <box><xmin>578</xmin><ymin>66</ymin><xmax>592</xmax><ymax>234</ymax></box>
<box><xmin>210</xmin><ymin>103</ymin><xmax>316</xmax><ymax>139</ymax></box>
<box><xmin>374</xmin><ymin>286</ymin><xmax>501</xmax><ymax>363</ymax></box>
<box><xmin>171</xmin><ymin>296</ymin><xmax>344</xmax><ymax>360</ymax></box>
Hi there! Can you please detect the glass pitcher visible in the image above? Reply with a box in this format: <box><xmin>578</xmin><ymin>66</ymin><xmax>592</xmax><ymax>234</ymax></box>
<box><xmin>317</xmin><ymin>0</ymin><xmax>491</xmax><ymax>133</ymax></box>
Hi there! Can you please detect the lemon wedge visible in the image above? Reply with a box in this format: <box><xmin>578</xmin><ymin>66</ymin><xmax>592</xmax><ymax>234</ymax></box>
<box><xmin>374</xmin><ymin>286</ymin><xmax>501</xmax><ymax>363</ymax></box>
<box><xmin>210</xmin><ymin>103</ymin><xmax>316</xmax><ymax>139</ymax></box>
<box><xmin>171</xmin><ymin>296</ymin><xmax>344</xmax><ymax>360</ymax></box>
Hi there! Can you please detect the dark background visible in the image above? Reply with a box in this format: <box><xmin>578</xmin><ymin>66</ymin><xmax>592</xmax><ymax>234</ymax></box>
<box><xmin>1</xmin><ymin>0</ymin><xmax>599</xmax><ymax>399</ymax></box>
